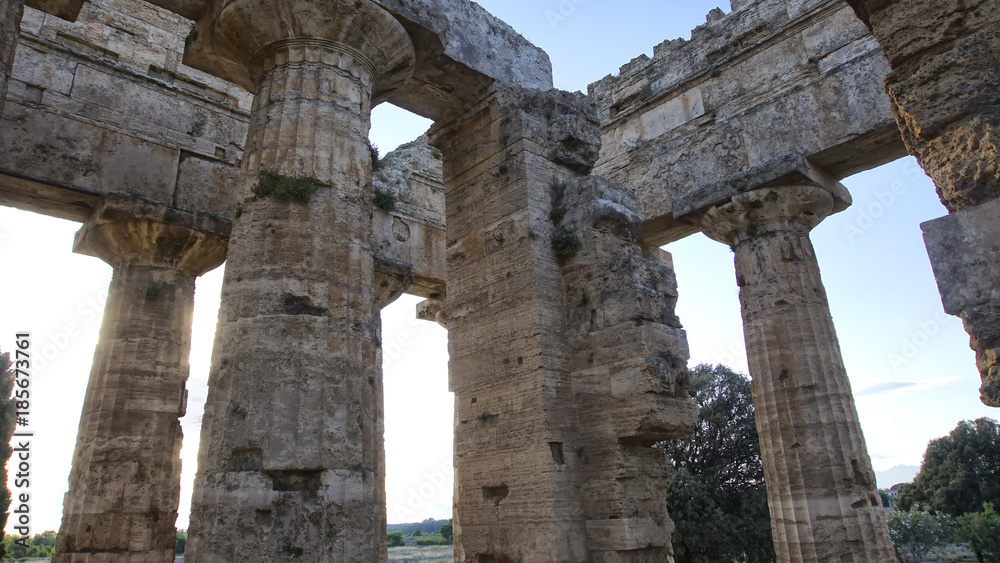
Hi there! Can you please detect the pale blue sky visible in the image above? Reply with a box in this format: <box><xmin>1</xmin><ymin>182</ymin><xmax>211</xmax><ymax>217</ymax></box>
<box><xmin>1</xmin><ymin>0</ymin><xmax>994</xmax><ymax>533</ymax></box>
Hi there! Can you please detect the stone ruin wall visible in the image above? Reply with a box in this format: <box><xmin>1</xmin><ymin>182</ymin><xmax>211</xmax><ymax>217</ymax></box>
<box><xmin>3</xmin><ymin>0</ymin><xmax>998</xmax><ymax>560</ymax></box>
<box><xmin>589</xmin><ymin>0</ymin><xmax>904</xmax><ymax>244</ymax></box>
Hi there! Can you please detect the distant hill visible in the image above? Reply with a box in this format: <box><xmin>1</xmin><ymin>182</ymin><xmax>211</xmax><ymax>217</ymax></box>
<box><xmin>876</xmin><ymin>465</ymin><xmax>919</xmax><ymax>489</ymax></box>
<box><xmin>387</xmin><ymin>518</ymin><xmax>450</xmax><ymax>537</ymax></box>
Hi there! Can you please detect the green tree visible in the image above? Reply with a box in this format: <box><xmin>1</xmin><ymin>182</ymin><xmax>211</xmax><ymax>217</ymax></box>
<box><xmin>658</xmin><ymin>364</ymin><xmax>775</xmax><ymax>563</ymax></box>
<box><xmin>175</xmin><ymin>530</ymin><xmax>187</xmax><ymax>555</ymax></box>
<box><xmin>410</xmin><ymin>529</ymin><xmax>422</xmax><ymax>537</ymax></box>
<box><xmin>957</xmin><ymin>503</ymin><xmax>1000</xmax><ymax>562</ymax></box>
<box><xmin>0</xmin><ymin>352</ymin><xmax>16</xmax><ymax>560</ymax></box>
<box><xmin>898</xmin><ymin>418</ymin><xmax>1000</xmax><ymax>516</ymax></box>
<box><xmin>880</xmin><ymin>489</ymin><xmax>894</xmax><ymax>509</ymax></box>
<box><xmin>440</xmin><ymin>521</ymin><xmax>453</xmax><ymax>544</ymax></box>
<box><xmin>887</xmin><ymin>509</ymin><xmax>956</xmax><ymax>563</ymax></box>
<box><xmin>387</xmin><ymin>532</ymin><xmax>405</xmax><ymax>547</ymax></box>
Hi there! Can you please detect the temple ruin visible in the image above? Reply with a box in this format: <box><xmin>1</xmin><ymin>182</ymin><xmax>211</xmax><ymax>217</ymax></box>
<box><xmin>1</xmin><ymin>0</ymin><xmax>997</xmax><ymax>560</ymax></box>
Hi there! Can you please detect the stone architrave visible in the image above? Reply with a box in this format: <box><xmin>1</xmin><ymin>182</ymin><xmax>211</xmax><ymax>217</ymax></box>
<box><xmin>184</xmin><ymin>0</ymin><xmax>415</xmax><ymax>560</ymax></box>
<box><xmin>846</xmin><ymin>0</ymin><xmax>1000</xmax><ymax>406</ymax></box>
<box><xmin>699</xmin><ymin>185</ymin><xmax>896</xmax><ymax>562</ymax></box>
<box><xmin>53</xmin><ymin>194</ymin><xmax>228</xmax><ymax>563</ymax></box>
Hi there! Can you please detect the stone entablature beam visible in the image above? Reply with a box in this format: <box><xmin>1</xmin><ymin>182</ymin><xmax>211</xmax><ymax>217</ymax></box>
<box><xmin>589</xmin><ymin>0</ymin><xmax>904</xmax><ymax>247</ymax></box>
<box><xmin>689</xmin><ymin>182</ymin><xmax>896</xmax><ymax>562</ymax></box>
<box><xmin>53</xmin><ymin>193</ymin><xmax>228</xmax><ymax>563</ymax></box>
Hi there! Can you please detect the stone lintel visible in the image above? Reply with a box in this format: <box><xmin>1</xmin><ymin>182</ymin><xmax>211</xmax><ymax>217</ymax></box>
<box><xmin>585</xmin><ymin>518</ymin><xmax>669</xmax><ymax>552</ymax></box>
<box><xmin>922</xmin><ymin>198</ymin><xmax>1000</xmax><ymax>315</ymax></box>
<box><xmin>374</xmin><ymin>255</ymin><xmax>414</xmax><ymax>310</ymax></box>
<box><xmin>74</xmin><ymin>191</ymin><xmax>230</xmax><ymax>274</ymax></box>
<box><xmin>180</xmin><ymin>0</ymin><xmax>551</xmax><ymax>120</ymax></box>
<box><xmin>674</xmin><ymin>152</ymin><xmax>853</xmax><ymax>220</ymax></box>
<box><xmin>24</xmin><ymin>0</ymin><xmax>84</xmax><ymax>22</ymax></box>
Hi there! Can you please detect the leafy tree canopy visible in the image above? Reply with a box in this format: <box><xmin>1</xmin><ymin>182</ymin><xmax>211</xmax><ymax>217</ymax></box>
<box><xmin>898</xmin><ymin>418</ymin><xmax>1000</xmax><ymax>516</ymax></box>
<box><xmin>658</xmin><ymin>364</ymin><xmax>774</xmax><ymax>563</ymax></box>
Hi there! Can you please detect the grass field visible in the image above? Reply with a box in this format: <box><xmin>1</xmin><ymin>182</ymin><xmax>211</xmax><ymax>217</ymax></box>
<box><xmin>387</xmin><ymin>545</ymin><xmax>453</xmax><ymax>563</ymax></box>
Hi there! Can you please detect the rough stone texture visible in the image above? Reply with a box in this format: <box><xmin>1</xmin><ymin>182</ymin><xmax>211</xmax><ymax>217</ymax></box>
<box><xmin>127</xmin><ymin>0</ymin><xmax>552</xmax><ymax>120</ymax></box>
<box><xmin>430</xmin><ymin>84</ymin><xmax>697</xmax><ymax>562</ymax></box>
<box><xmin>699</xmin><ymin>185</ymin><xmax>896</xmax><ymax>562</ymax></box>
<box><xmin>0</xmin><ymin>0</ymin><xmax>251</xmax><ymax>221</ymax></box>
<box><xmin>846</xmin><ymin>0</ymin><xmax>1000</xmax><ymax>213</ymax></box>
<box><xmin>922</xmin><ymin>199</ymin><xmax>1000</xmax><ymax>406</ymax></box>
<box><xmin>372</xmin><ymin>136</ymin><xmax>447</xmax><ymax>297</ymax></box>
<box><xmin>431</xmin><ymin>84</ymin><xmax>596</xmax><ymax>563</ymax></box>
<box><xmin>847</xmin><ymin>0</ymin><xmax>1000</xmax><ymax>408</ymax></box>
<box><xmin>54</xmin><ymin>193</ymin><xmax>228</xmax><ymax>563</ymax></box>
<box><xmin>0</xmin><ymin>0</ymin><xmax>25</xmax><ymax>115</ymax></box>
<box><xmin>589</xmin><ymin>0</ymin><xmax>903</xmax><ymax>245</ymax></box>
<box><xmin>184</xmin><ymin>1</ymin><xmax>413</xmax><ymax>560</ymax></box>
<box><xmin>0</xmin><ymin>0</ymin><xmax>447</xmax><ymax>287</ymax></box>
<box><xmin>556</xmin><ymin>176</ymin><xmax>698</xmax><ymax>561</ymax></box>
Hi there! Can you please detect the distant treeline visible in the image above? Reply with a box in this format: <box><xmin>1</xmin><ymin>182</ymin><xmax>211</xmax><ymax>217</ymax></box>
<box><xmin>387</xmin><ymin>518</ymin><xmax>450</xmax><ymax>537</ymax></box>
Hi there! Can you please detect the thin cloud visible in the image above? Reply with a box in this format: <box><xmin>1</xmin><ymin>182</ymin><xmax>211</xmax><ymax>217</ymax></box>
<box><xmin>857</xmin><ymin>377</ymin><xmax>960</xmax><ymax>398</ymax></box>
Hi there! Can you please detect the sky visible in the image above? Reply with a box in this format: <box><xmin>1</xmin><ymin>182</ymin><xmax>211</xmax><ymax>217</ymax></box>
<box><xmin>1</xmin><ymin>0</ymin><xmax>997</xmax><ymax>535</ymax></box>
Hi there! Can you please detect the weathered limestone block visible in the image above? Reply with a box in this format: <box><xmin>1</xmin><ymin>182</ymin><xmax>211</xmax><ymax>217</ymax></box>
<box><xmin>698</xmin><ymin>185</ymin><xmax>896</xmax><ymax>562</ymax></box>
<box><xmin>371</xmin><ymin>136</ymin><xmax>447</xmax><ymax>298</ymax></box>
<box><xmin>589</xmin><ymin>0</ymin><xmax>902</xmax><ymax>245</ymax></box>
<box><xmin>922</xmin><ymin>199</ymin><xmax>1000</xmax><ymax>406</ymax></box>
<box><xmin>430</xmin><ymin>84</ymin><xmax>601</xmax><ymax>563</ymax></box>
<box><xmin>185</xmin><ymin>0</ymin><xmax>414</xmax><ymax>560</ymax></box>
<box><xmin>54</xmin><ymin>193</ymin><xmax>228</xmax><ymax>563</ymax></box>
<box><xmin>846</xmin><ymin>0</ymin><xmax>999</xmax><ymax>213</ymax></box>
<box><xmin>555</xmin><ymin>176</ymin><xmax>698</xmax><ymax>561</ymax></box>
<box><xmin>0</xmin><ymin>0</ymin><xmax>24</xmax><ymax>113</ymax></box>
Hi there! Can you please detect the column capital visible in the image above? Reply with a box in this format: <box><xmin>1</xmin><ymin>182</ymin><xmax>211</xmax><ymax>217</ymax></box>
<box><xmin>699</xmin><ymin>184</ymin><xmax>836</xmax><ymax>247</ymax></box>
<box><xmin>184</xmin><ymin>0</ymin><xmax>415</xmax><ymax>97</ymax></box>
<box><xmin>74</xmin><ymin>192</ymin><xmax>229</xmax><ymax>276</ymax></box>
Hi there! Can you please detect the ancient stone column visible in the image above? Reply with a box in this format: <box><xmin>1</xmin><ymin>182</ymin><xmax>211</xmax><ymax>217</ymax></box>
<box><xmin>846</xmin><ymin>0</ymin><xmax>1000</xmax><ymax>406</ymax></box>
<box><xmin>430</xmin><ymin>85</ymin><xmax>600</xmax><ymax>563</ymax></box>
<box><xmin>184</xmin><ymin>1</ymin><xmax>414</xmax><ymax>560</ymax></box>
<box><xmin>0</xmin><ymin>0</ymin><xmax>25</xmax><ymax>112</ymax></box>
<box><xmin>699</xmin><ymin>185</ymin><xmax>896</xmax><ymax>562</ymax></box>
<box><xmin>54</xmin><ymin>195</ymin><xmax>228</xmax><ymax>563</ymax></box>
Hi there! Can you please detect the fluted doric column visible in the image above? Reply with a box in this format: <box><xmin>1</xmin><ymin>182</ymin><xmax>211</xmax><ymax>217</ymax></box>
<box><xmin>54</xmin><ymin>195</ymin><xmax>228</xmax><ymax>563</ymax></box>
<box><xmin>184</xmin><ymin>1</ymin><xmax>415</xmax><ymax>560</ymax></box>
<box><xmin>700</xmin><ymin>185</ymin><xmax>896</xmax><ymax>563</ymax></box>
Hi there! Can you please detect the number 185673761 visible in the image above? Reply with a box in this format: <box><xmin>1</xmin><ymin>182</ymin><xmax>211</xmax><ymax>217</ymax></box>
<box><xmin>14</xmin><ymin>333</ymin><xmax>31</xmax><ymax>429</ymax></box>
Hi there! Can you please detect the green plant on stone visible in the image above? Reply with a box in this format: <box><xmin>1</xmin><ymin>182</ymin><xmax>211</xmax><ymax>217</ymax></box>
<box><xmin>252</xmin><ymin>171</ymin><xmax>320</xmax><ymax>202</ymax></box>
<box><xmin>373</xmin><ymin>189</ymin><xmax>396</xmax><ymax>211</ymax></box>
<box><xmin>369</xmin><ymin>141</ymin><xmax>381</xmax><ymax>170</ymax></box>
<box><xmin>552</xmin><ymin>232</ymin><xmax>581</xmax><ymax>258</ymax></box>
